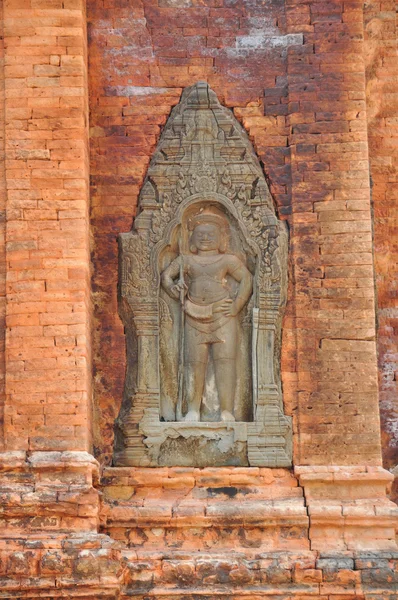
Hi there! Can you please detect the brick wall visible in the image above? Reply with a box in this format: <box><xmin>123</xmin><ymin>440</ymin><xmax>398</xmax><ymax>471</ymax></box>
<box><xmin>2</xmin><ymin>0</ymin><xmax>92</xmax><ymax>452</ymax></box>
<box><xmin>0</xmin><ymin>1</ymin><xmax>6</xmax><ymax>451</ymax></box>
<box><xmin>88</xmin><ymin>0</ymin><xmax>384</xmax><ymax>469</ymax></box>
<box><xmin>88</xmin><ymin>0</ymin><xmax>299</xmax><ymax>464</ymax></box>
<box><xmin>364</xmin><ymin>0</ymin><xmax>398</xmax><ymax>500</ymax></box>
<box><xmin>0</xmin><ymin>0</ymin><xmax>393</xmax><ymax>479</ymax></box>
<box><xmin>285</xmin><ymin>0</ymin><xmax>381</xmax><ymax>465</ymax></box>
<box><xmin>0</xmin><ymin>1</ymin><xmax>396</xmax><ymax>597</ymax></box>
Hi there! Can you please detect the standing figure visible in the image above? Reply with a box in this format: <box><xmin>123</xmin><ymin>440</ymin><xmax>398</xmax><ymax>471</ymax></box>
<box><xmin>161</xmin><ymin>211</ymin><xmax>253</xmax><ymax>422</ymax></box>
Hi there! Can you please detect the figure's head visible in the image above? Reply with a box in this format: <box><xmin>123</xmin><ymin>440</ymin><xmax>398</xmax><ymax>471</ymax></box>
<box><xmin>188</xmin><ymin>212</ymin><xmax>228</xmax><ymax>254</ymax></box>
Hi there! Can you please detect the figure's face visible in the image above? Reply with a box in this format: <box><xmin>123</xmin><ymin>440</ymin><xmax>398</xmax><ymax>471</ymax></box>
<box><xmin>191</xmin><ymin>223</ymin><xmax>221</xmax><ymax>252</ymax></box>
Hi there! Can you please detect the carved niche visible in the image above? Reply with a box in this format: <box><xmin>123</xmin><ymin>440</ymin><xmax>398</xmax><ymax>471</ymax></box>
<box><xmin>114</xmin><ymin>82</ymin><xmax>292</xmax><ymax>467</ymax></box>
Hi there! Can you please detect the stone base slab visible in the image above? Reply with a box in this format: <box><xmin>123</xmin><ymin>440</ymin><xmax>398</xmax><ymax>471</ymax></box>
<box><xmin>116</xmin><ymin>405</ymin><xmax>292</xmax><ymax>468</ymax></box>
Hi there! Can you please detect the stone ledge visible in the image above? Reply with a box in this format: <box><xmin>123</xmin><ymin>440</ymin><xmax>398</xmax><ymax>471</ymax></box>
<box><xmin>295</xmin><ymin>465</ymin><xmax>393</xmax><ymax>482</ymax></box>
<box><xmin>100</xmin><ymin>465</ymin><xmax>309</xmax><ymax>552</ymax></box>
<box><xmin>295</xmin><ymin>466</ymin><xmax>398</xmax><ymax>552</ymax></box>
<box><xmin>103</xmin><ymin>499</ymin><xmax>309</xmax><ymax>528</ymax></box>
<box><xmin>0</xmin><ymin>452</ymin><xmax>100</xmax><ymax>534</ymax></box>
<box><xmin>0</xmin><ymin>451</ymin><xmax>99</xmax><ymax>475</ymax></box>
<box><xmin>102</xmin><ymin>465</ymin><xmax>293</xmax><ymax>487</ymax></box>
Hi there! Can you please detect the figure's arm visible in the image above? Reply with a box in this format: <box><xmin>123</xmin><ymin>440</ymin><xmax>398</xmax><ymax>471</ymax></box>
<box><xmin>229</xmin><ymin>260</ymin><xmax>253</xmax><ymax>315</ymax></box>
<box><xmin>214</xmin><ymin>257</ymin><xmax>252</xmax><ymax>317</ymax></box>
<box><xmin>161</xmin><ymin>257</ymin><xmax>184</xmax><ymax>301</ymax></box>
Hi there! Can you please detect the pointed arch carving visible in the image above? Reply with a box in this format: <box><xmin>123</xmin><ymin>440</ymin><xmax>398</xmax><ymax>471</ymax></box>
<box><xmin>114</xmin><ymin>82</ymin><xmax>291</xmax><ymax>467</ymax></box>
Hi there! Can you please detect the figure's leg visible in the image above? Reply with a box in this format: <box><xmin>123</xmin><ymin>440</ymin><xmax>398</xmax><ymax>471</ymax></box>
<box><xmin>182</xmin><ymin>323</ymin><xmax>208</xmax><ymax>421</ymax></box>
<box><xmin>183</xmin><ymin>359</ymin><xmax>207</xmax><ymax>421</ymax></box>
<box><xmin>213</xmin><ymin>359</ymin><xmax>236</xmax><ymax>421</ymax></box>
<box><xmin>213</xmin><ymin>319</ymin><xmax>237</xmax><ymax>421</ymax></box>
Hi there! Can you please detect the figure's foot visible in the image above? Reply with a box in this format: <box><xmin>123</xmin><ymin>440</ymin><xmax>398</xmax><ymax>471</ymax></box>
<box><xmin>221</xmin><ymin>410</ymin><xmax>235</xmax><ymax>422</ymax></box>
<box><xmin>183</xmin><ymin>410</ymin><xmax>200</xmax><ymax>422</ymax></box>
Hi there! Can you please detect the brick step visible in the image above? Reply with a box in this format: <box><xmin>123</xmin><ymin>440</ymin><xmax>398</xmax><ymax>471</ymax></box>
<box><xmin>100</xmin><ymin>467</ymin><xmax>309</xmax><ymax>552</ymax></box>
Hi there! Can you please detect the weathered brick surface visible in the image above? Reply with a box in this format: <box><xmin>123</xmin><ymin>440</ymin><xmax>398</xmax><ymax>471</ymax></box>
<box><xmin>120</xmin><ymin>550</ymin><xmax>398</xmax><ymax>598</ymax></box>
<box><xmin>100</xmin><ymin>466</ymin><xmax>310</xmax><ymax>553</ymax></box>
<box><xmin>0</xmin><ymin>455</ymin><xmax>396</xmax><ymax>598</ymax></box>
<box><xmin>1</xmin><ymin>0</ymin><xmax>92</xmax><ymax>453</ymax></box>
<box><xmin>100</xmin><ymin>465</ymin><xmax>398</xmax><ymax>555</ymax></box>
<box><xmin>0</xmin><ymin>532</ymin><xmax>123</xmax><ymax>598</ymax></box>
<box><xmin>87</xmin><ymin>0</ymin><xmax>302</xmax><ymax>465</ymax></box>
<box><xmin>0</xmin><ymin>0</ymin><xmax>395</xmax><ymax>597</ymax></box>
<box><xmin>0</xmin><ymin>0</ymin><xmax>6</xmax><ymax>452</ymax></box>
<box><xmin>285</xmin><ymin>0</ymin><xmax>381</xmax><ymax>466</ymax></box>
<box><xmin>363</xmin><ymin>0</ymin><xmax>398</xmax><ymax>502</ymax></box>
<box><xmin>0</xmin><ymin>451</ymin><xmax>123</xmax><ymax>598</ymax></box>
<box><xmin>296</xmin><ymin>465</ymin><xmax>398</xmax><ymax>551</ymax></box>
<box><xmin>88</xmin><ymin>0</ymin><xmax>384</xmax><ymax>469</ymax></box>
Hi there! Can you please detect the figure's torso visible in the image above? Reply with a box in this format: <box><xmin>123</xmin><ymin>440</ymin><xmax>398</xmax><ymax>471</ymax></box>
<box><xmin>184</xmin><ymin>254</ymin><xmax>236</xmax><ymax>305</ymax></box>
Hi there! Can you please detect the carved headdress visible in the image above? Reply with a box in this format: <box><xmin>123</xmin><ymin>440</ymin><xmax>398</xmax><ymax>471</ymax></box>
<box><xmin>187</xmin><ymin>210</ymin><xmax>228</xmax><ymax>233</ymax></box>
<box><xmin>187</xmin><ymin>209</ymin><xmax>229</xmax><ymax>254</ymax></box>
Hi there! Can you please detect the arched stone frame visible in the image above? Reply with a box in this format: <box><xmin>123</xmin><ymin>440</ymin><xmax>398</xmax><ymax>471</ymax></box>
<box><xmin>114</xmin><ymin>82</ymin><xmax>292</xmax><ymax>467</ymax></box>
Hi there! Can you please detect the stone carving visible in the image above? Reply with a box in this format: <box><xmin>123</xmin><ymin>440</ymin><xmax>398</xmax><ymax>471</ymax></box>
<box><xmin>161</xmin><ymin>209</ymin><xmax>253</xmax><ymax>423</ymax></box>
<box><xmin>114</xmin><ymin>82</ymin><xmax>292</xmax><ymax>467</ymax></box>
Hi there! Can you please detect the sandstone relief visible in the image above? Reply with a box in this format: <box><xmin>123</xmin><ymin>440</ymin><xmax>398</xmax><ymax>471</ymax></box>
<box><xmin>114</xmin><ymin>82</ymin><xmax>292</xmax><ymax>467</ymax></box>
<box><xmin>160</xmin><ymin>208</ymin><xmax>253</xmax><ymax>424</ymax></box>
